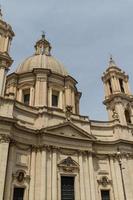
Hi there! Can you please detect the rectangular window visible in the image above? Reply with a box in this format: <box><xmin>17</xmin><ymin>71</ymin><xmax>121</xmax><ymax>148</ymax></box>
<box><xmin>52</xmin><ymin>90</ymin><xmax>59</xmax><ymax>107</ymax></box>
<box><xmin>13</xmin><ymin>188</ymin><xmax>24</xmax><ymax>200</ymax></box>
<box><xmin>22</xmin><ymin>89</ymin><xmax>30</xmax><ymax>105</ymax></box>
<box><xmin>61</xmin><ymin>176</ymin><xmax>74</xmax><ymax>200</ymax></box>
<box><xmin>101</xmin><ymin>190</ymin><xmax>110</xmax><ymax>200</ymax></box>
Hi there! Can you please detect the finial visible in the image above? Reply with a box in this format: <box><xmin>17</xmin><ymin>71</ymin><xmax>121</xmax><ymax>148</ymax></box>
<box><xmin>0</xmin><ymin>5</ymin><xmax>3</xmax><ymax>20</ymax></box>
<box><xmin>109</xmin><ymin>54</ymin><xmax>116</xmax><ymax>67</ymax></box>
<box><xmin>42</xmin><ymin>31</ymin><xmax>45</xmax><ymax>40</ymax></box>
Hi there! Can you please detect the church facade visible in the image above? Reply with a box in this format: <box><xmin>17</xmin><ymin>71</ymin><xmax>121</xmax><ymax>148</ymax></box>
<box><xmin>0</xmin><ymin>9</ymin><xmax>133</xmax><ymax>200</ymax></box>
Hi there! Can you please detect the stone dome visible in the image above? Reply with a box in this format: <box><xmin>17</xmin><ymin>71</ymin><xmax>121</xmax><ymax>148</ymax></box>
<box><xmin>16</xmin><ymin>54</ymin><xmax>68</xmax><ymax>76</ymax></box>
<box><xmin>16</xmin><ymin>34</ymin><xmax>69</xmax><ymax>76</ymax></box>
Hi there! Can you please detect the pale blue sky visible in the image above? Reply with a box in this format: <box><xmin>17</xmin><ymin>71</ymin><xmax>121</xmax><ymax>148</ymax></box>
<box><xmin>1</xmin><ymin>0</ymin><xmax>133</xmax><ymax>120</ymax></box>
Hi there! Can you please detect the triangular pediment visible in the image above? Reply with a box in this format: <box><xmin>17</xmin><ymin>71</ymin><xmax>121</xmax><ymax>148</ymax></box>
<box><xmin>58</xmin><ymin>157</ymin><xmax>79</xmax><ymax>168</ymax></box>
<box><xmin>58</xmin><ymin>157</ymin><xmax>79</xmax><ymax>172</ymax></box>
<box><xmin>43</xmin><ymin>121</ymin><xmax>96</xmax><ymax>141</ymax></box>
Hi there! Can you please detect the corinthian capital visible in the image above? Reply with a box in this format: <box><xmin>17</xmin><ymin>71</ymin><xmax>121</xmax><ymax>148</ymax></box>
<box><xmin>0</xmin><ymin>134</ymin><xmax>10</xmax><ymax>143</ymax></box>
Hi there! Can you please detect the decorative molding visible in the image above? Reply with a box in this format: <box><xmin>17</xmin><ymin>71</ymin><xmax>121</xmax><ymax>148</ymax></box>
<box><xmin>59</xmin><ymin>148</ymin><xmax>77</xmax><ymax>156</ymax></box>
<box><xmin>65</xmin><ymin>105</ymin><xmax>73</xmax><ymax>121</ymax></box>
<box><xmin>58</xmin><ymin>156</ymin><xmax>79</xmax><ymax>172</ymax></box>
<box><xmin>12</xmin><ymin>170</ymin><xmax>30</xmax><ymax>184</ymax></box>
<box><xmin>0</xmin><ymin>134</ymin><xmax>10</xmax><ymax>143</ymax></box>
<box><xmin>97</xmin><ymin>176</ymin><xmax>112</xmax><ymax>187</ymax></box>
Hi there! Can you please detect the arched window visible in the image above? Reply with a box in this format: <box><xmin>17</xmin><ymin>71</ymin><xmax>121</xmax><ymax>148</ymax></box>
<box><xmin>119</xmin><ymin>78</ymin><xmax>125</xmax><ymax>93</ymax></box>
<box><xmin>125</xmin><ymin>109</ymin><xmax>131</xmax><ymax>123</ymax></box>
<box><xmin>108</xmin><ymin>79</ymin><xmax>112</xmax><ymax>94</ymax></box>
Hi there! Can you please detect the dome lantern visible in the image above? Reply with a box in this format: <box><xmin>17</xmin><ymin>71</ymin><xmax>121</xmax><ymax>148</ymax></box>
<box><xmin>34</xmin><ymin>32</ymin><xmax>51</xmax><ymax>56</ymax></box>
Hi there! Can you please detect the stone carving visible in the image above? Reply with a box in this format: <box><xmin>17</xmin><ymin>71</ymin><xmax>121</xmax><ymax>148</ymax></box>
<box><xmin>17</xmin><ymin>171</ymin><xmax>25</xmax><ymax>182</ymax></box>
<box><xmin>65</xmin><ymin>105</ymin><xmax>73</xmax><ymax>121</ymax></box>
<box><xmin>112</xmin><ymin>110</ymin><xmax>119</xmax><ymax>119</ymax></box>
<box><xmin>97</xmin><ymin>176</ymin><xmax>112</xmax><ymax>187</ymax></box>
<box><xmin>0</xmin><ymin>134</ymin><xmax>10</xmax><ymax>143</ymax></box>
<box><xmin>13</xmin><ymin>170</ymin><xmax>30</xmax><ymax>184</ymax></box>
<box><xmin>58</xmin><ymin>156</ymin><xmax>79</xmax><ymax>172</ymax></box>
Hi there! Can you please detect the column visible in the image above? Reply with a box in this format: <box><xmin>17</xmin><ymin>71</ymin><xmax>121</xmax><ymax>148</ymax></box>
<box><xmin>123</xmin><ymin>81</ymin><xmax>128</xmax><ymax>94</ymax></box>
<box><xmin>114</xmin><ymin>77</ymin><xmax>119</xmax><ymax>92</ymax></box>
<box><xmin>40</xmin><ymin>76</ymin><xmax>47</xmax><ymax>106</ymax></box>
<box><xmin>103</xmin><ymin>83</ymin><xmax>108</xmax><ymax>98</ymax></box>
<box><xmin>122</xmin><ymin>157</ymin><xmax>133</xmax><ymax>200</ymax></box>
<box><xmin>84</xmin><ymin>153</ymin><xmax>91</xmax><ymax>200</ymax></box>
<box><xmin>72</xmin><ymin>91</ymin><xmax>75</xmax><ymax>113</ymax></box>
<box><xmin>35</xmin><ymin>149</ymin><xmax>41</xmax><ymax>200</ymax></box>
<box><xmin>114</xmin><ymin>158</ymin><xmax>124</xmax><ymax>200</ymax></box>
<box><xmin>35</xmin><ymin>77</ymin><xmax>40</xmax><ymax>106</ymax></box>
<box><xmin>65</xmin><ymin>86</ymin><xmax>71</xmax><ymax>106</ymax></box>
<box><xmin>4</xmin><ymin>36</ymin><xmax>9</xmax><ymax>52</ymax></box>
<box><xmin>109</xmin><ymin>156</ymin><xmax>119</xmax><ymax>200</ymax></box>
<box><xmin>52</xmin><ymin>148</ymin><xmax>57</xmax><ymax>200</ymax></box>
<box><xmin>18</xmin><ymin>89</ymin><xmax>22</xmax><ymax>102</ymax></box>
<box><xmin>29</xmin><ymin>87</ymin><xmax>34</xmax><ymax>106</ymax></box>
<box><xmin>106</xmin><ymin>82</ymin><xmax>111</xmax><ymax>95</ymax></box>
<box><xmin>4</xmin><ymin>144</ymin><xmax>15</xmax><ymax>200</ymax></box>
<box><xmin>40</xmin><ymin>147</ymin><xmax>47</xmax><ymax>200</ymax></box>
<box><xmin>49</xmin><ymin>88</ymin><xmax>52</xmax><ymax>107</ymax></box>
<box><xmin>0</xmin><ymin>135</ymin><xmax>10</xmax><ymax>200</ymax></box>
<box><xmin>0</xmin><ymin>67</ymin><xmax>5</xmax><ymax>96</ymax></box>
<box><xmin>126</xmin><ymin>81</ymin><xmax>131</xmax><ymax>95</ymax></box>
<box><xmin>59</xmin><ymin>91</ymin><xmax>63</xmax><ymax>109</ymax></box>
<box><xmin>79</xmin><ymin>151</ymin><xmax>85</xmax><ymax>200</ymax></box>
<box><xmin>47</xmin><ymin>149</ymin><xmax>52</xmax><ymax>200</ymax></box>
<box><xmin>111</xmin><ymin>77</ymin><xmax>116</xmax><ymax>92</ymax></box>
<box><xmin>29</xmin><ymin>147</ymin><xmax>36</xmax><ymax>200</ymax></box>
<box><xmin>127</xmin><ymin>157</ymin><xmax>133</xmax><ymax>198</ymax></box>
<box><xmin>88</xmin><ymin>153</ymin><xmax>96</xmax><ymax>200</ymax></box>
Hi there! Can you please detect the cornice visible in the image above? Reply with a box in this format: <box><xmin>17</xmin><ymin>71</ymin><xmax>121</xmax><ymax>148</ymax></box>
<box><xmin>103</xmin><ymin>93</ymin><xmax>133</xmax><ymax>105</ymax></box>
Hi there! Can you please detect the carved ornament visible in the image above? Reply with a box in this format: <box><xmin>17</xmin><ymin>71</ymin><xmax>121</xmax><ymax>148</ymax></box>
<box><xmin>0</xmin><ymin>134</ymin><xmax>10</xmax><ymax>143</ymax></box>
<box><xmin>97</xmin><ymin>176</ymin><xmax>112</xmax><ymax>187</ymax></box>
<box><xmin>12</xmin><ymin>170</ymin><xmax>30</xmax><ymax>184</ymax></box>
<box><xmin>58</xmin><ymin>156</ymin><xmax>79</xmax><ymax>172</ymax></box>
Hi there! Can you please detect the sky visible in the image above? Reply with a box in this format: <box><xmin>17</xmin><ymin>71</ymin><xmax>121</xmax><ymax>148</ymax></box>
<box><xmin>1</xmin><ymin>0</ymin><xmax>133</xmax><ymax>120</ymax></box>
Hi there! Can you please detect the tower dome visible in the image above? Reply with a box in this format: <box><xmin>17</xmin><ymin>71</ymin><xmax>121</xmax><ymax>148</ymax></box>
<box><xmin>16</xmin><ymin>34</ymin><xmax>68</xmax><ymax>76</ymax></box>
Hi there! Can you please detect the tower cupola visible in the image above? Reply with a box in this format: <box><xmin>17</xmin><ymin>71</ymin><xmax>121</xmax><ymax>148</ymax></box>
<box><xmin>0</xmin><ymin>8</ymin><xmax>15</xmax><ymax>96</ymax></box>
<box><xmin>102</xmin><ymin>57</ymin><xmax>133</xmax><ymax>125</ymax></box>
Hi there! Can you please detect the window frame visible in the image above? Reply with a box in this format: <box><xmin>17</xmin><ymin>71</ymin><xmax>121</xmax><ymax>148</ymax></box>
<box><xmin>101</xmin><ymin>189</ymin><xmax>110</xmax><ymax>200</ymax></box>
<box><xmin>22</xmin><ymin>88</ymin><xmax>30</xmax><ymax>106</ymax></box>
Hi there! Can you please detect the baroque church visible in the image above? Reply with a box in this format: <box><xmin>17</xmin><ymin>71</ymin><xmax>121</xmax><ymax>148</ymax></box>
<box><xmin>0</xmin><ymin>8</ymin><xmax>133</xmax><ymax>200</ymax></box>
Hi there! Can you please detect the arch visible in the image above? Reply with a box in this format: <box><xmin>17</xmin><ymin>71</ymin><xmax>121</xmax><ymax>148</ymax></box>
<box><xmin>124</xmin><ymin>108</ymin><xmax>131</xmax><ymax>124</ymax></box>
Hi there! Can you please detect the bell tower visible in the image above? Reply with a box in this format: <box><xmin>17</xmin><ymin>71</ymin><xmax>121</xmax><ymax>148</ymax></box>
<box><xmin>0</xmin><ymin>8</ymin><xmax>14</xmax><ymax>96</ymax></box>
<box><xmin>102</xmin><ymin>56</ymin><xmax>133</xmax><ymax>125</ymax></box>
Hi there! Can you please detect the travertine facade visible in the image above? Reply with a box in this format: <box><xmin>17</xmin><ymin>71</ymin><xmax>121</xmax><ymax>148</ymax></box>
<box><xmin>0</xmin><ymin>9</ymin><xmax>133</xmax><ymax>200</ymax></box>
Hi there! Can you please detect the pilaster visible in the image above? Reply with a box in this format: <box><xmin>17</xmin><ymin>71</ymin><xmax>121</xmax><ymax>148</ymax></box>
<box><xmin>88</xmin><ymin>152</ymin><xmax>96</xmax><ymax>200</ymax></box>
<box><xmin>52</xmin><ymin>148</ymin><xmax>57</xmax><ymax>200</ymax></box>
<box><xmin>0</xmin><ymin>134</ymin><xmax>10</xmax><ymax>200</ymax></box>
<box><xmin>78</xmin><ymin>151</ymin><xmax>85</xmax><ymax>200</ymax></box>
<box><xmin>40</xmin><ymin>146</ymin><xmax>47</xmax><ymax>200</ymax></box>
<box><xmin>4</xmin><ymin>143</ymin><xmax>15</xmax><ymax>200</ymax></box>
<box><xmin>29</xmin><ymin>147</ymin><xmax>36</xmax><ymax>200</ymax></box>
<box><xmin>109</xmin><ymin>156</ymin><xmax>119</xmax><ymax>200</ymax></box>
